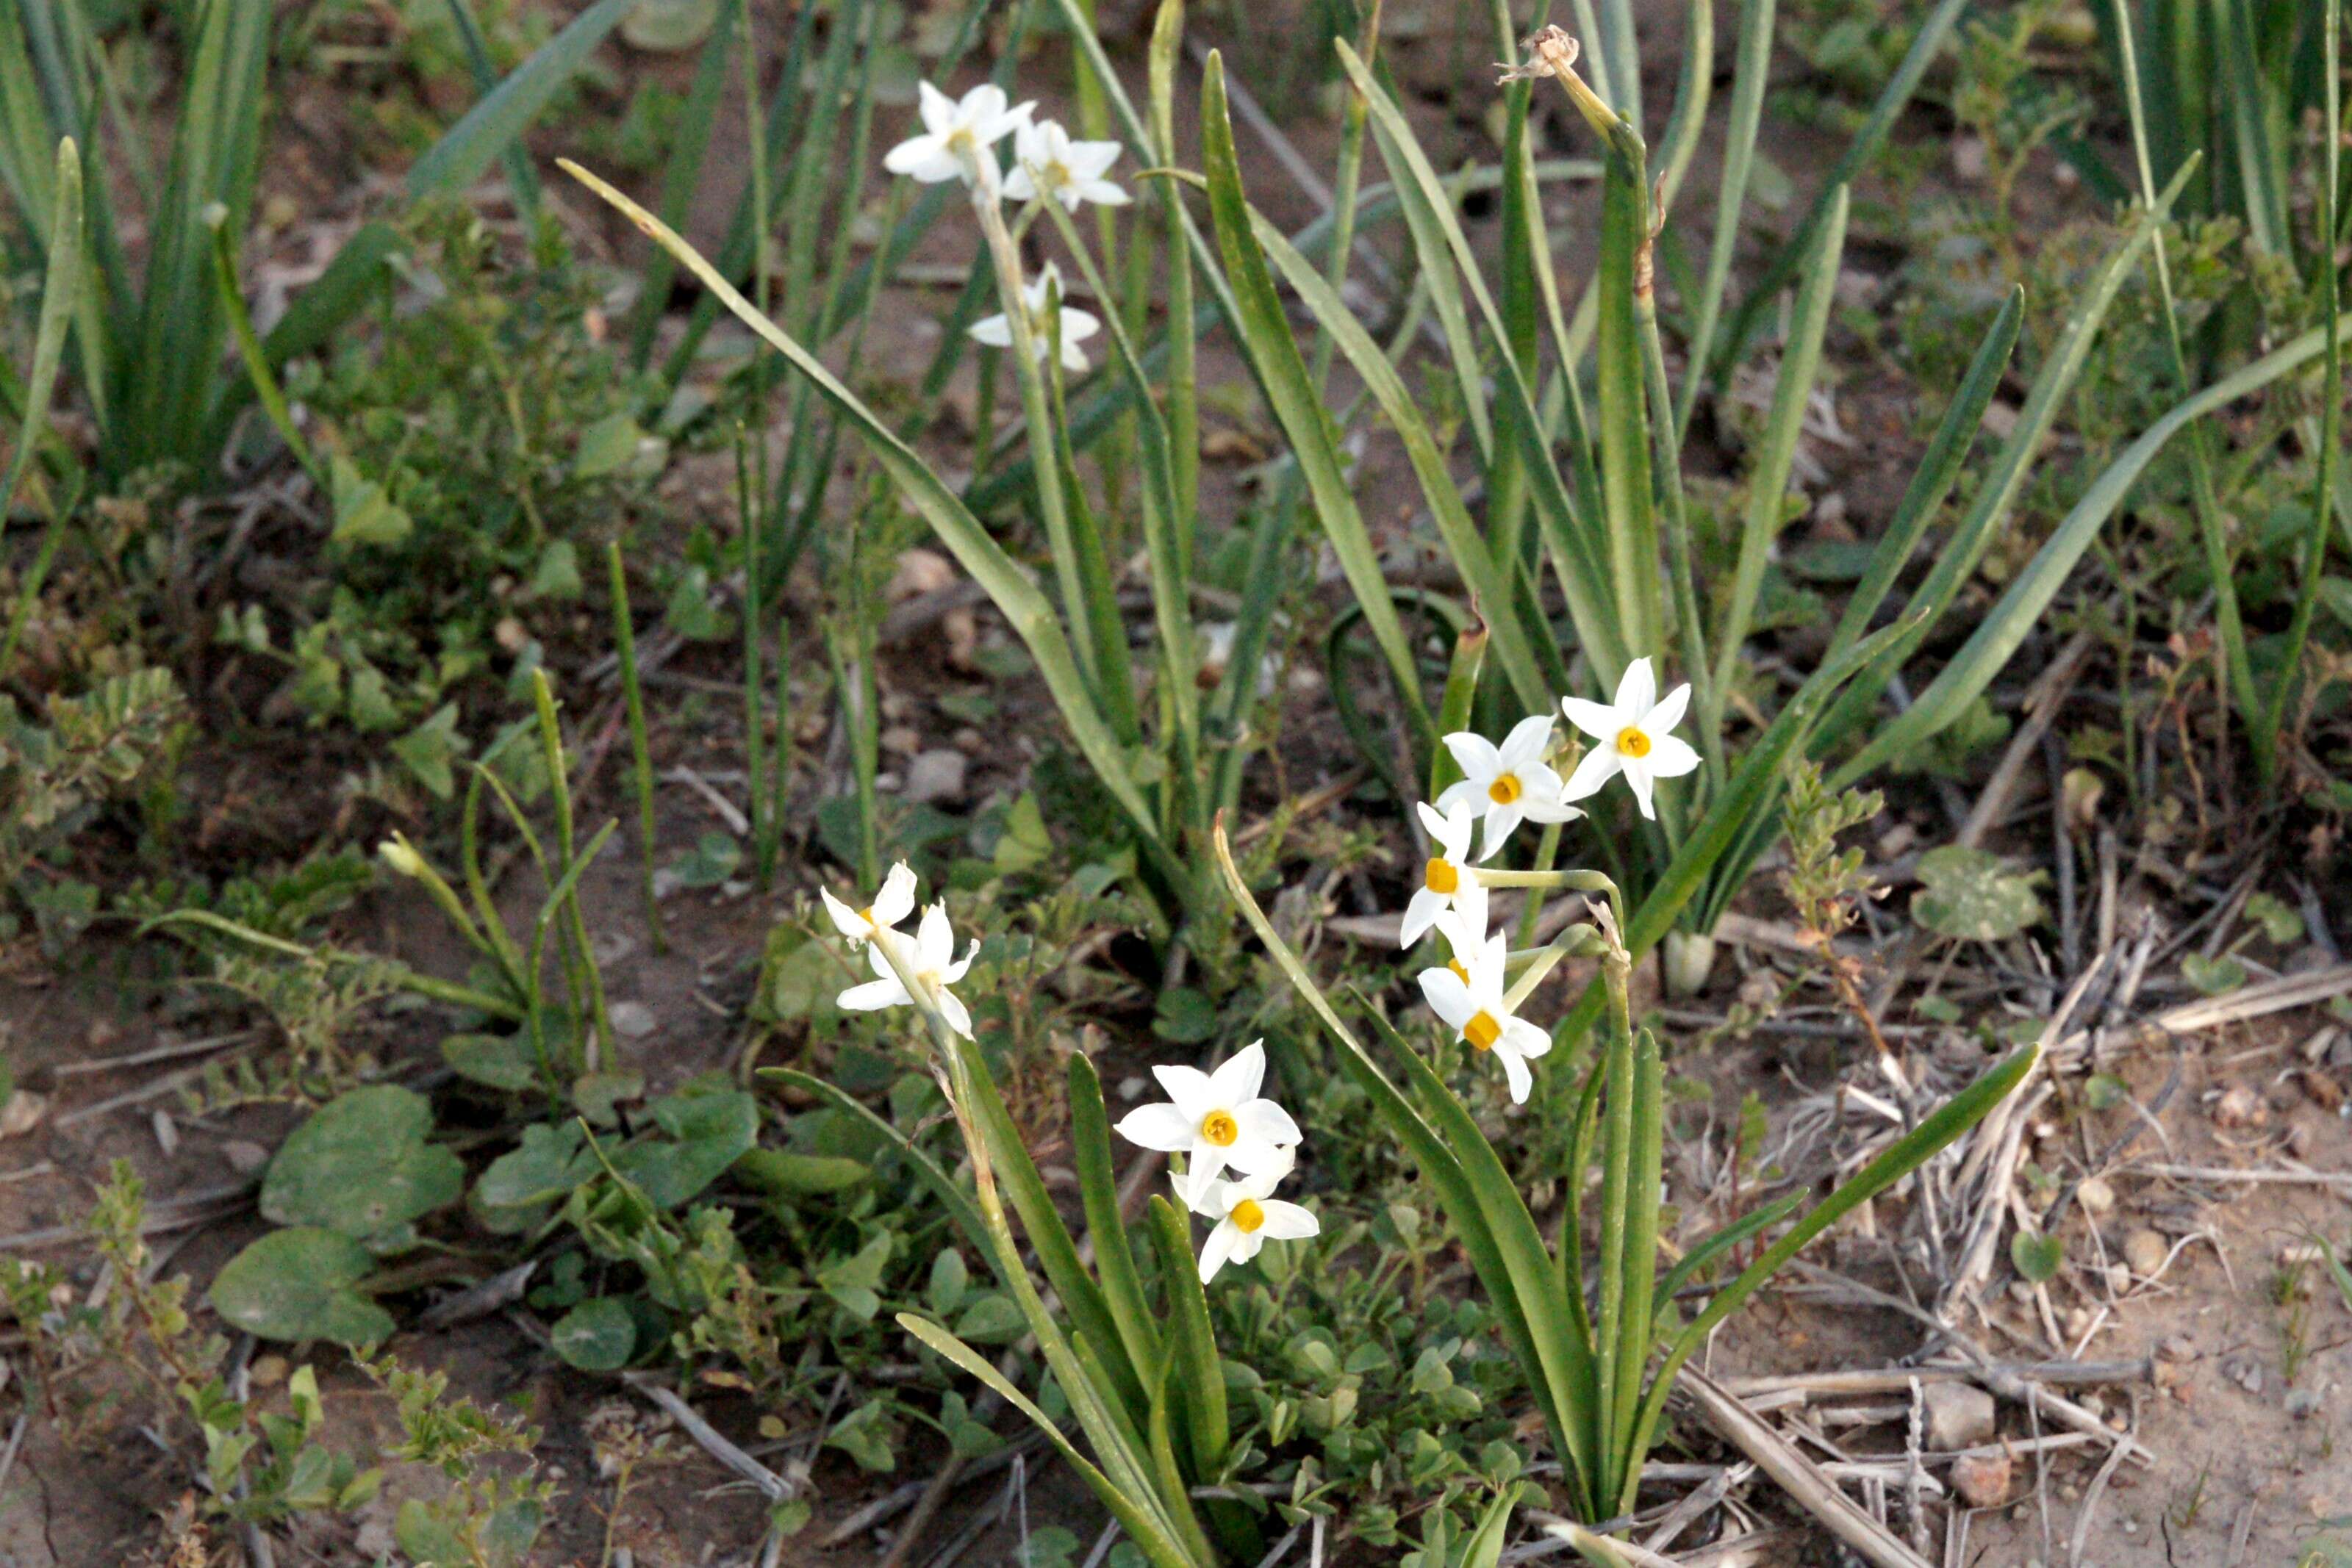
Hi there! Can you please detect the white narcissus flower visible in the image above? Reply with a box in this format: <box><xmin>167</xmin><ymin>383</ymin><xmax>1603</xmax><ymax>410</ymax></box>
<box><xmin>969</xmin><ymin>262</ymin><xmax>1100</xmax><ymax>373</ymax></box>
<box><xmin>1559</xmin><ymin>657</ymin><xmax>1700</xmax><ymax>821</ymax></box>
<box><xmin>838</xmin><ymin>901</ymin><xmax>980</xmax><ymax>1038</ymax></box>
<box><xmin>1003</xmin><ymin>118</ymin><xmax>1130</xmax><ymax>209</ymax></box>
<box><xmin>882</xmin><ymin>81</ymin><xmax>1033</xmax><ymax>191</ymax></box>
<box><xmin>1114</xmin><ymin>1039</ymin><xmax>1299</xmax><ymax>1205</ymax></box>
<box><xmin>1182</xmin><ymin>1154</ymin><xmax>1319</xmax><ymax>1284</ymax></box>
<box><xmin>1429</xmin><ymin>874</ymin><xmax>1490</xmax><ymax>982</ymax></box>
<box><xmin>1435</xmin><ymin>713</ymin><xmax>1582</xmax><ymax>861</ymax></box>
<box><xmin>1399</xmin><ymin>799</ymin><xmax>1477</xmax><ymax>949</ymax></box>
<box><xmin>1417</xmin><ymin>929</ymin><xmax>1552</xmax><ymax>1104</ymax></box>
<box><xmin>819</xmin><ymin>861</ymin><xmax>917</xmax><ymax>946</ymax></box>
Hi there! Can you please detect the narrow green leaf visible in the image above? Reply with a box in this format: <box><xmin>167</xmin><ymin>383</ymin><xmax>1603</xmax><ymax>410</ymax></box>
<box><xmin>407</xmin><ymin>0</ymin><xmax>636</xmax><ymax>199</ymax></box>
<box><xmin>1146</xmin><ymin>1195</ymin><xmax>1229</xmax><ymax>1481</ymax></box>
<box><xmin>1200</xmin><ymin>54</ymin><xmax>1434</xmax><ymax>753</ymax></box>
<box><xmin>1070</xmin><ymin>1053</ymin><xmax>1164</xmax><ymax>1388</ymax></box>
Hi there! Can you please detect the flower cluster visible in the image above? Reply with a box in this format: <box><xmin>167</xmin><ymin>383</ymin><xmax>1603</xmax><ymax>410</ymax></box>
<box><xmin>823</xmin><ymin>862</ymin><xmax>980</xmax><ymax>1039</ymax></box>
<box><xmin>882</xmin><ymin>82</ymin><xmax>1130</xmax><ymax>374</ymax></box>
<box><xmin>1114</xmin><ymin>1040</ymin><xmax>1319</xmax><ymax>1283</ymax></box>
<box><xmin>1405</xmin><ymin>658</ymin><xmax>1695</xmax><ymax>1104</ymax></box>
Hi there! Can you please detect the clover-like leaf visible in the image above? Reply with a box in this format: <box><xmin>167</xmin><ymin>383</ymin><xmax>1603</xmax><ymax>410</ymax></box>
<box><xmin>610</xmin><ymin>1087</ymin><xmax>758</xmax><ymax>1209</ymax></box>
<box><xmin>1912</xmin><ymin>846</ymin><xmax>2046</xmax><ymax>942</ymax></box>
<box><xmin>260</xmin><ymin>1085</ymin><xmax>464</xmax><ymax>1251</ymax></box>
<box><xmin>2181</xmin><ymin>953</ymin><xmax>2246</xmax><ymax>996</ymax></box>
<box><xmin>550</xmin><ymin>1297</ymin><xmax>637</xmax><ymax>1371</ymax></box>
<box><xmin>474</xmin><ymin>1120</ymin><xmax>598</xmax><ymax>1210</ymax></box>
<box><xmin>2010</xmin><ymin>1231</ymin><xmax>2064</xmax><ymax>1284</ymax></box>
<box><xmin>209</xmin><ymin>1228</ymin><xmax>394</xmax><ymax>1345</ymax></box>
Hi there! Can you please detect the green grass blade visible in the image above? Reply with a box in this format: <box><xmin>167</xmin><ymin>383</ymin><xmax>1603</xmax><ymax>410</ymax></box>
<box><xmin>1431</xmin><ymin>619</ymin><xmax>1489</xmax><ymax>800</ymax></box>
<box><xmin>625</xmin><ymin>0</ymin><xmax>740</xmax><ymax>369</ymax></box>
<box><xmin>559</xmin><ymin>160</ymin><xmax>1171</xmax><ymax>872</ymax></box>
<box><xmin>1814</xmin><ymin>160</ymin><xmax>2195</xmax><ymax>758</ymax></box>
<box><xmin>763</xmin><ymin>1069</ymin><xmax>990</xmax><ymax>1263</ymax></box>
<box><xmin>1072</xmin><ymin>1054</ymin><xmax>1165</xmax><ymax>1388</ymax></box>
<box><xmin>2212</xmin><ymin>0</ymin><xmax>2288</xmax><ymax>256</ymax></box>
<box><xmin>605</xmin><ymin>546</ymin><xmax>665</xmax><ymax>951</ymax></box>
<box><xmin>1145</xmin><ymin>1195</ymin><xmax>1229</xmax><ymax>1482</ymax></box>
<box><xmin>0</xmin><ymin>133</ymin><xmax>78</xmax><ymax>682</ymax></box>
<box><xmin>1716</xmin><ymin>0</ymin><xmax>1969</xmax><ymax>371</ymax></box>
<box><xmin>208</xmin><ymin>208</ymin><xmax>312</xmax><ymax>479</ymax></box>
<box><xmin>1605</xmin><ymin>1026</ymin><xmax>1663</xmax><ymax>1509</ymax></box>
<box><xmin>1703</xmin><ymin>185</ymin><xmax>1846</xmax><ymax>736</ymax></box>
<box><xmin>441</xmin><ymin>0</ymin><xmax>542</xmax><ymax>218</ymax></box>
<box><xmin>1825</xmin><ymin>287</ymin><xmax>2021</xmax><ymax>663</ymax></box>
<box><xmin>407</xmin><ymin>0</ymin><xmax>634</xmax><ymax>198</ymax></box>
<box><xmin>1621</xmin><ymin>1045</ymin><xmax>2039</xmax><ymax>1485</ymax></box>
<box><xmin>1675</xmin><ymin>0</ymin><xmax>1770</xmax><ymax>440</ymax></box>
<box><xmin>1654</xmin><ymin>1192</ymin><xmax>1804</xmax><ymax>1304</ymax></box>
<box><xmin>1247</xmin><ymin>207</ymin><xmax>1550</xmax><ymax>715</ymax></box>
<box><xmin>898</xmin><ymin>1315</ymin><xmax>1202</xmax><ymax>1568</ymax></box>
<box><xmin>1839</xmin><ymin>304</ymin><xmax>2352</xmax><ymax>785</ymax></box>
<box><xmin>1200</xmin><ymin>53</ymin><xmax>1433</xmax><ymax>752</ymax></box>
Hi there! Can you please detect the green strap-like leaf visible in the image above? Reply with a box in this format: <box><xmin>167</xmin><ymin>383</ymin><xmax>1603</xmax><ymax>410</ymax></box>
<box><xmin>898</xmin><ymin>1315</ymin><xmax>1202</xmax><ymax>1568</ymax></box>
<box><xmin>1069</xmin><ymin>1053</ymin><xmax>1165</xmax><ymax>1390</ymax></box>
<box><xmin>1200</xmin><ymin>54</ymin><xmax>1434</xmax><ymax>754</ymax></box>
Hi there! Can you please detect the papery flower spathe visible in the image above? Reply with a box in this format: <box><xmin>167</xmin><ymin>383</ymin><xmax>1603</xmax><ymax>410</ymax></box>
<box><xmin>1418</xmin><ymin>929</ymin><xmax>1552</xmax><ymax>1104</ymax></box>
<box><xmin>838</xmin><ymin>900</ymin><xmax>980</xmax><ymax>1038</ymax></box>
<box><xmin>1436</xmin><ymin>713</ymin><xmax>1582</xmax><ymax>860</ymax></box>
<box><xmin>819</xmin><ymin>860</ymin><xmax>917</xmax><ymax>946</ymax></box>
<box><xmin>1560</xmin><ymin>657</ymin><xmax>1699</xmax><ymax>821</ymax></box>
<box><xmin>1399</xmin><ymin>799</ymin><xmax>1478</xmax><ymax>949</ymax></box>
<box><xmin>1180</xmin><ymin>1151</ymin><xmax>1319</xmax><ymax>1284</ymax></box>
<box><xmin>882</xmin><ymin>81</ymin><xmax>1034</xmax><ymax>192</ymax></box>
<box><xmin>969</xmin><ymin>262</ymin><xmax>1100</xmax><ymax>373</ymax></box>
<box><xmin>1114</xmin><ymin>1039</ymin><xmax>1300</xmax><ymax>1205</ymax></box>
<box><xmin>1003</xmin><ymin>118</ymin><xmax>1130</xmax><ymax>210</ymax></box>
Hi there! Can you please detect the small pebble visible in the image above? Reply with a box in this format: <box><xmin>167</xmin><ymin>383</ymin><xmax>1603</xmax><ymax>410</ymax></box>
<box><xmin>1952</xmin><ymin>1450</ymin><xmax>2012</xmax><ymax>1508</ymax></box>
<box><xmin>222</xmin><ymin>1139</ymin><xmax>271</xmax><ymax>1173</ymax></box>
<box><xmin>2123</xmin><ymin>1228</ymin><xmax>2168</xmax><ymax>1277</ymax></box>
<box><xmin>2213</xmin><ymin>1083</ymin><xmax>2269</xmax><ymax>1129</ymax></box>
<box><xmin>609</xmin><ymin>1001</ymin><xmax>657</xmax><ymax>1040</ymax></box>
<box><xmin>2077</xmin><ymin>1175</ymin><xmax>2116</xmax><ymax>1215</ymax></box>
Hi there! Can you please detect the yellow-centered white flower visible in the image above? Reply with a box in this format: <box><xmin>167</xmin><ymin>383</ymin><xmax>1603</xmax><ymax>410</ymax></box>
<box><xmin>1399</xmin><ymin>799</ymin><xmax>1477</xmax><ymax>949</ymax></box>
<box><xmin>969</xmin><ymin>262</ymin><xmax>1100</xmax><ymax>373</ymax></box>
<box><xmin>1559</xmin><ymin>657</ymin><xmax>1700</xmax><ymax>821</ymax></box>
<box><xmin>882</xmin><ymin>81</ymin><xmax>1033</xmax><ymax>193</ymax></box>
<box><xmin>1180</xmin><ymin>1151</ymin><xmax>1319</xmax><ymax>1284</ymax></box>
<box><xmin>819</xmin><ymin>860</ymin><xmax>917</xmax><ymax>946</ymax></box>
<box><xmin>1435</xmin><ymin>713</ymin><xmax>1582</xmax><ymax>861</ymax></box>
<box><xmin>1114</xmin><ymin>1039</ymin><xmax>1300</xmax><ymax>1206</ymax></box>
<box><xmin>1003</xmin><ymin>118</ymin><xmax>1130</xmax><ymax>209</ymax></box>
<box><xmin>1429</xmin><ymin>874</ymin><xmax>1491</xmax><ymax>983</ymax></box>
<box><xmin>1417</xmin><ymin>929</ymin><xmax>1552</xmax><ymax>1104</ymax></box>
<box><xmin>838</xmin><ymin>901</ymin><xmax>980</xmax><ymax>1038</ymax></box>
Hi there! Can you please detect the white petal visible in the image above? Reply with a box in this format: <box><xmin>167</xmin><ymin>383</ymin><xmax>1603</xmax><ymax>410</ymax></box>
<box><xmin>1186</xmin><ymin>1146</ymin><xmax>1233</xmax><ymax>1208</ymax></box>
<box><xmin>1078</xmin><ymin>178</ymin><xmax>1130</xmax><ymax>206</ymax></box>
<box><xmin>1001</xmin><ymin>164</ymin><xmax>1039</xmax><ymax>201</ymax></box>
<box><xmin>1067</xmin><ymin>140</ymin><xmax>1122</xmax><ymax>179</ymax></box>
<box><xmin>1501</xmin><ymin>1016</ymin><xmax>1552</xmax><ymax>1060</ymax></box>
<box><xmin>1116</xmin><ymin>1103</ymin><xmax>1196</xmax><ymax>1151</ymax></box>
<box><xmin>917</xmin><ymin>903</ymin><xmax>955</xmax><ymax>971</ymax></box>
<box><xmin>1228</xmin><ymin>1229</ymin><xmax>1266</xmax><ymax>1267</ymax></box>
<box><xmin>1255</xmin><ymin>1200</ymin><xmax>1320</xmax><ymax>1240</ymax></box>
<box><xmin>1418</xmin><ymin>967</ymin><xmax>1475</xmax><ymax>1031</ymax></box>
<box><xmin>1621</xmin><ymin>755</ymin><xmax>1657</xmax><ymax>819</ymax></box>
<box><xmin>1643</xmin><ymin>681</ymin><xmax>1691</xmax><ymax>735</ymax></box>
<box><xmin>820</xmin><ymin>887</ymin><xmax>867</xmax><ymax>939</ymax></box>
<box><xmin>1223</xmin><ymin>1132</ymin><xmax>1288</xmax><ymax>1179</ymax></box>
<box><xmin>1442</xmin><ymin>730</ymin><xmax>1502</xmax><ymax>783</ymax></box>
<box><xmin>1059</xmin><ymin>307</ymin><xmax>1100</xmax><ymax>342</ymax></box>
<box><xmin>1152</xmin><ymin>1064</ymin><xmax>1216</xmax><ymax>1123</ymax></box>
<box><xmin>916</xmin><ymin>80</ymin><xmax>957</xmax><ymax>135</ymax></box>
<box><xmin>940</xmin><ymin>941</ymin><xmax>979</xmax><ymax>984</ymax></box>
<box><xmin>1561</xmin><ymin>744</ymin><xmax>1623</xmax><ymax>802</ymax></box>
<box><xmin>1198</xmin><ymin>1221</ymin><xmax>1241</xmax><ymax>1284</ymax></box>
<box><xmin>1233</xmin><ymin>1147</ymin><xmax>1294</xmax><ymax>1197</ymax></box>
<box><xmin>1477</xmin><ymin>802</ymin><xmax>1525</xmax><ymax>863</ymax></box>
<box><xmin>1615</xmin><ymin>657</ymin><xmax>1656</xmax><ymax>718</ymax></box>
<box><xmin>1241</xmin><ymin>1098</ymin><xmax>1301</xmax><ymax>1146</ymax></box>
<box><xmin>1499</xmin><ymin>1046</ymin><xmax>1533</xmax><ymax>1104</ymax></box>
<box><xmin>1058</xmin><ymin>336</ymin><xmax>1091</xmax><ymax>373</ymax></box>
<box><xmin>838</xmin><ymin>977</ymin><xmax>908</xmax><ymax>1012</ymax></box>
<box><xmin>875</xmin><ymin>863</ymin><xmax>918</xmax><ymax>924</ymax></box>
<box><xmin>1499</xmin><ymin>713</ymin><xmax>1555</xmax><ymax>766</ymax></box>
<box><xmin>1434</xmin><ymin>800</ymin><xmax>1477</xmax><ymax>860</ymax></box>
<box><xmin>1208</xmin><ymin>1040</ymin><xmax>1266</xmax><ymax>1106</ymax></box>
<box><xmin>1399</xmin><ymin>887</ymin><xmax>1446</xmax><ymax>950</ymax></box>
<box><xmin>1559</xmin><ymin>695</ymin><xmax>1621</xmax><ymax>742</ymax></box>
<box><xmin>936</xmin><ymin>988</ymin><xmax>974</xmax><ymax>1040</ymax></box>
<box><xmin>1432</xmin><ymin>778</ymin><xmax>1477</xmax><ymax>815</ymax></box>
<box><xmin>1644</xmin><ymin>733</ymin><xmax>1701</xmax><ymax>780</ymax></box>
<box><xmin>968</xmin><ymin>313</ymin><xmax>1014</xmax><ymax>348</ymax></box>
<box><xmin>883</xmin><ymin>134</ymin><xmax>948</xmax><ymax>177</ymax></box>
<box><xmin>1415</xmin><ymin>798</ymin><xmax>1453</xmax><ymax>841</ymax></box>
<box><xmin>958</xmin><ymin>83</ymin><xmax>1008</xmax><ymax>128</ymax></box>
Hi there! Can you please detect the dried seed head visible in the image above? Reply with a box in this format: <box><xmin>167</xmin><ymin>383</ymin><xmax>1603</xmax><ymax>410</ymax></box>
<box><xmin>1496</xmin><ymin>25</ymin><xmax>1579</xmax><ymax>83</ymax></box>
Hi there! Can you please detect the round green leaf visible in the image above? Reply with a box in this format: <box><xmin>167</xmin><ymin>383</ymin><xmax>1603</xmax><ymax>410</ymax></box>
<box><xmin>209</xmin><ymin>1228</ymin><xmax>394</xmax><ymax>1345</ymax></box>
<box><xmin>550</xmin><ymin>1297</ymin><xmax>637</xmax><ymax>1371</ymax></box>
<box><xmin>2010</xmin><ymin>1231</ymin><xmax>2064</xmax><ymax>1284</ymax></box>
<box><xmin>441</xmin><ymin>1032</ymin><xmax>540</xmax><ymax>1092</ymax></box>
<box><xmin>260</xmin><ymin>1085</ymin><xmax>465</xmax><ymax>1247</ymax></box>
<box><xmin>1912</xmin><ymin>846</ymin><xmax>2046</xmax><ymax>942</ymax></box>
